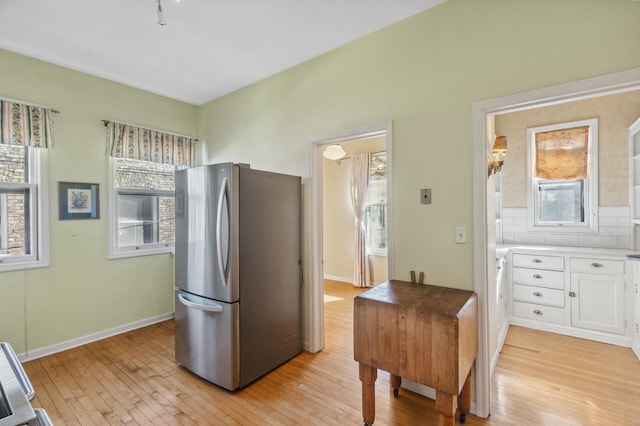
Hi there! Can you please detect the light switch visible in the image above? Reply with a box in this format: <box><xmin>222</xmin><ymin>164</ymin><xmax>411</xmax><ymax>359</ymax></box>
<box><xmin>455</xmin><ymin>226</ymin><xmax>467</xmax><ymax>244</ymax></box>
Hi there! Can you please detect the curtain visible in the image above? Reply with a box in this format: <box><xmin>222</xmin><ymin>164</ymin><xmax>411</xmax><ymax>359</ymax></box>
<box><xmin>350</xmin><ymin>153</ymin><xmax>371</xmax><ymax>288</ymax></box>
<box><xmin>106</xmin><ymin>121</ymin><xmax>194</xmax><ymax>167</ymax></box>
<box><xmin>535</xmin><ymin>125</ymin><xmax>589</xmax><ymax>180</ymax></box>
<box><xmin>0</xmin><ymin>100</ymin><xmax>54</xmax><ymax>148</ymax></box>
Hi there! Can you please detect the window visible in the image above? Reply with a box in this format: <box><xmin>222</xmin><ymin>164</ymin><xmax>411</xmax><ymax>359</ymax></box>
<box><xmin>0</xmin><ymin>144</ymin><xmax>49</xmax><ymax>271</ymax></box>
<box><xmin>109</xmin><ymin>157</ymin><xmax>178</xmax><ymax>258</ymax></box>
<box><xmin>527</xmin><ymin>119</ymin><xmax>598</xmax><ymax>232</ymax></box>
<box><xmin>365</xmin><ymin>152</ymin><xmax>387</xmax><ymax>255</ymax></box>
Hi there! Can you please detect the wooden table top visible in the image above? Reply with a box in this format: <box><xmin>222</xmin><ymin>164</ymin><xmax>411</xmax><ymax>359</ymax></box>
<box><xmin>355</xmin><ymin>280</ymin><xmax>476</xmax><ymax>318</ymax></box>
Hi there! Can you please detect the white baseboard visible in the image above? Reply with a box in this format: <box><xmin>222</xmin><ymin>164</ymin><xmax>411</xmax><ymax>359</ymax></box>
<box><xmin>509</xmin><ymin>317</ymin><xmax>633</xmax><ymax>348</ymax></box>
<box><xmin>633</xmin><ymin>339</ymin><xmax>640</xmax><ymax>361</ymax></box>
<box><xmin>18</xmin><ymin>313</ymin><xmax>175</xmax><ymax>362</ymax></box>
<box><xmin>491</xmin><ymin>321</ymin><xmax>510</xmax><ymax>377</ymax></box>
<box><xmin>323</xmin><ymin>274</ymin><xmax>353</xmax><ymax>284</ymax></box>
<box><xmin>401</xmin><ymin>379</ymin><xmax>477</xmax><ymax>416</ymax></box>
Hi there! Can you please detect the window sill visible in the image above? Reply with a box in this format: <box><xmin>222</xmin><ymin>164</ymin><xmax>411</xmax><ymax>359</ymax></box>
<box><xmin>0</xmin><ymin>259</ymin><xmax>49</xmax><ymax>273</ymax></box>
<box><xmin>109</xmin><ymin>246</ymin><xmax>174</xmax><ymax>260</ymax></box>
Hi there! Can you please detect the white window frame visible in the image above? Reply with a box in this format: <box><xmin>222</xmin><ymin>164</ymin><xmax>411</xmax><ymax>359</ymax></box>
<box><xmin>0</xmin><ymin>146</ymin><xmax>49</xmax><ymax>272</ymax></box>
<box><xmin>526</xmin><ymin>118</ymin><xmax>599</xmax><ymax>233</ymax></box>
<box><xmin>108</xmin><ymin>157</ymin><xmax>175</xmax><ymax>259</ymax></box>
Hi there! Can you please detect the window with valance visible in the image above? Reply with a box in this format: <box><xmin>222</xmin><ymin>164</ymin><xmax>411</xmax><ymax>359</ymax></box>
<box><xmin>527</xmin><ymin>119</ymin><xmax>598</xmax><ymax>233</ymax></box>
<box><xmin>106</xmin><ymin>121</ymin><xmax>195</xmax><ymax>258</ymax></box>
<box><xmin>0</xmin><ymin>100</ymin><xmax>53</xmax><ymax>271</ymax></box>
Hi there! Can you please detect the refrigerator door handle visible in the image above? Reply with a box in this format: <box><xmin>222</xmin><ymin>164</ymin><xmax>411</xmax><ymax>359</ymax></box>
<box><xmin>216</xmin><ymin>176</ymin><xmax>229</xmax><ymax>287</ymax></box>
<box><xmin>178</xmin><ymin>293</ymin><xmax>224</xmax><ymax>313</ymax></box>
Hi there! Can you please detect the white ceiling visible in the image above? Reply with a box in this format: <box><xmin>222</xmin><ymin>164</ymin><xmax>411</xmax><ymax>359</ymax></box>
<box><xmin>0</xmin><ymin>0</ymin><xmax>445</xmax><ymax>105</ymax></box>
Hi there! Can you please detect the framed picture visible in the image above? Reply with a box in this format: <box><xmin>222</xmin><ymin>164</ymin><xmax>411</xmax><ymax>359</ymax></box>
<box><xmin>59</xmin><ymin>182</ymin><xmax>100</xmax><ymax>220</ymax></box>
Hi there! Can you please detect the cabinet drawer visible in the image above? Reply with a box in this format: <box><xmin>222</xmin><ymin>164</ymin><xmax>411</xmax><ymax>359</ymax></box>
<box><xmin>513</xmin><ymin>301</ymin><xmax>565</xmax><ymax>325</ymax></box>
<box><xmin>513</xmin><ymin>253</ymin><xmax>564</xmax><ymax>270</ymax></box>
<box><xmin>512</xmin><ymin>267</ymin><xmax>565</xmax><ymax>289</ymax></box>
<box><xmin>513</xmin><ymin>284</ymin><xmax>564</xmax><ymax>307</ymax></box>
<box><xmin>570</xmin><ymin>258</ymin><xmax>624</xmax><ymax>275</ymax></box>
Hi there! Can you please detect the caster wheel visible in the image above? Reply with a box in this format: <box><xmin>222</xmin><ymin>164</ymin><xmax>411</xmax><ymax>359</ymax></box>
<box><xmin>459</xmin><ymin>412</ymin><xmax>466</xmax><ymax>424</ymax></box>
<box><xmin>393</xmin><ymin>388</ymin><xmax>399</xmax><ymax>398</ymax></box>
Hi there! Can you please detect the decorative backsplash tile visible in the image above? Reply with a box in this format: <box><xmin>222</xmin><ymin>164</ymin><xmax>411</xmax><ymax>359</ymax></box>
<box><xmin>500</xmin><ymin>206</ymin><xmax>631</xmax><ymax>248</ymax></box>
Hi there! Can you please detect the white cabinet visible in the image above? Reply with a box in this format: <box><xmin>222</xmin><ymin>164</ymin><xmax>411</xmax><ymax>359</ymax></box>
<box><xmin>510</xmin><ymin>250</ymin><xmax>632</xmax><ymax>346</ymax></box>
<box><xmin>632</xmin><ymin>261</ymin><xmax>640</xmax><ymax>359</ymax></box>
<box><xmin>569</xmin><ymin>258</ymin><xmax>625</xmax><ymax>335</ymax></box>
<box><xmin>511</xmin><ymin>253</ymin><xmax>567</xmax><ymax>326</ymax></box>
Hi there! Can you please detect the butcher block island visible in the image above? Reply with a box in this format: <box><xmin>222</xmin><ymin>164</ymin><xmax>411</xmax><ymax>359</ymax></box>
<box><xmin>354</xmin><ymin>280</ymin><xmax>478</xmax><ymax>426</ymax></box>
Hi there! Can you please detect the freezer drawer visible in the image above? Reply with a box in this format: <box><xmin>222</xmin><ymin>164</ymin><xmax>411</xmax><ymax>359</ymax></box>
<box><xmin>174</xmin><ymin>289</ymin><xmax>239</xmax><ymax>391</ymax></box>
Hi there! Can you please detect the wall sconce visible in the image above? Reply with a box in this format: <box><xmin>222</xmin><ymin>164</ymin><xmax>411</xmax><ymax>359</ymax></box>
<box><xmin>488</xmin><ymin>135</ymin><xmax>507</xmax><ymax>176</ymax></box>
<box><xmin>323</xmin><ymin>144</ymin><xmax>348</xmax><ymax>164</ymax></box>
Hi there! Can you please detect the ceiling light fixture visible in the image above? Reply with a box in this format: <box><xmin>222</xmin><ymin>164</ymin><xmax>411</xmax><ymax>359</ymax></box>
<box><xmin>322</xmin><ymin>144</ymin><xmax>348</xmax><ymax>164</ymax></box>
<box><xmin>157</xmin><ymin>0</ymin><xmax>167</xmax><ymax>26</ymax></box>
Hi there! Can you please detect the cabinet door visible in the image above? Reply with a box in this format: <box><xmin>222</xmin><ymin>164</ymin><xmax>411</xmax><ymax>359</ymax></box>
<box><xmin>570</xmin><ymin>273</ymin><xmax>625</xmax><ymax>335</ymax></box>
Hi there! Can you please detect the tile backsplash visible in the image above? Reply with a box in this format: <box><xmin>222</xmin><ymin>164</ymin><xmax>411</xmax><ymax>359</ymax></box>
<box><xmin>500</xmin><ymin>206</ymin><xmax>631</xmax><ymax>248</ymax></box>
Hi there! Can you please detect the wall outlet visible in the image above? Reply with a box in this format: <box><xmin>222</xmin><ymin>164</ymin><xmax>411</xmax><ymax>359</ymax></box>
<box><xmin>420</xmin><ymin>188</ymin><xmax>432</xmax><ymax>205</ymax></box>
<box><xmin>455</xmin><ymin>226</ymin><xmax>467</xmax><ymax>244</ymax></box>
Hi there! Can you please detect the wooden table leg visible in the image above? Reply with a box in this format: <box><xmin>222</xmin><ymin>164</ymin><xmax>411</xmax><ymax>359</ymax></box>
<box><xmin>457</xmin><ymin>372</ymin><xmax>472</xmax><ymax>422</ymax></box>
<box><xmin>435</xmin><ymin>390</ymin><xmax>456</xmax><ymax>426</ymax></box>
<box><xmin>390</xmin><ymin>374</ymin><xmax>401</xmax><ymax>397</ymax></box>
<box><xmin>359</xmin><ymin>363</ymin><xmax>377</xmax><ymax>425</ymax></box>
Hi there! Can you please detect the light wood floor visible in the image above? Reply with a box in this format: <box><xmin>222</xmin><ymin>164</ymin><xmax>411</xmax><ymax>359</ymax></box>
<box><xmin>24</xmin><ymin>280</ymin><xmax>640</xmax><ymax>425</ymax></box>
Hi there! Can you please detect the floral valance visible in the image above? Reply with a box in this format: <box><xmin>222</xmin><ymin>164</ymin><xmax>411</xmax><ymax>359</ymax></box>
<box><xmin>106</xmin><ymin>121</ymin><xmax>195</xmax><ymax>167</ymax></box>
<box><xmin>0</xmin><ymin>100</ymin><xmax>54</xmax><ymax>148</ymax></box>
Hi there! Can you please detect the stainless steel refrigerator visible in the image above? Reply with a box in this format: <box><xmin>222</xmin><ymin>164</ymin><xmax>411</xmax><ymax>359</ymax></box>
<box><xmin>174</xmin><ymin>163</ymin><xmax>302</xmax><ymax>391</ymax></box>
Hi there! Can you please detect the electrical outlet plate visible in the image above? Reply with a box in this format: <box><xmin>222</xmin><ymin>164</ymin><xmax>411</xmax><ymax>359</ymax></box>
<box><xmin>420</xmin><ymin>188</ymin><xmax>431</xmax><ymax>205</ymax></box>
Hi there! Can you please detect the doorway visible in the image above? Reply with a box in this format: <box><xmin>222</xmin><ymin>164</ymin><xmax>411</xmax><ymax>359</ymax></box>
<box><xmin>472</xmin><ymin>68</ymin><xmax>640</xmax><ymax>418</ymax></box>
<box><xmin>308</xmin><ymin>122</ymin><xmax>393</xmax><ymax>353</ymax></box>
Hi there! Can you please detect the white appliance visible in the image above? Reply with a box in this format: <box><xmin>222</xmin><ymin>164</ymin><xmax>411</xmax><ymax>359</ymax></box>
<box><xmin>174</xmin><ymin>163</ymin><xmax>302</xmax><ymax>390</ymax></box>
<box><xmin>0</xmin><ymin>343</ymin><xmax>52</xmax><ymax>426</ymax></box>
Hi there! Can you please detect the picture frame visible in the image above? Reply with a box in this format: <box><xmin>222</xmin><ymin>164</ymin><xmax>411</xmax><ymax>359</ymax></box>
<box><xmin>58</xmin><ymin>182</ymin><xmax>100</xmax><ymax>220</ymax></box>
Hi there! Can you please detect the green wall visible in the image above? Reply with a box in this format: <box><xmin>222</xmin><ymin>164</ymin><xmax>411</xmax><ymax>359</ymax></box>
<box><xmin>0</xmin><ymin>50</ymin><xmax>197</xmax><ymax>355</ymax></box>
<box><xmin>198</xmin><ymin>0</ymin><xmax>640</xmax><ymax>292</ymax></box>
<box><xmin>2</xmin><ymin>0</ymin><xmax>640</xmax><ymax>356</ymax></box>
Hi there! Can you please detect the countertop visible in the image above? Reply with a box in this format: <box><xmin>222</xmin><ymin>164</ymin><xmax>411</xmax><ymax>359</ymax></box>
<box><xmin>496</xmin><ymin>243</ymin><xmax>640</xmax><ymax>260</ymax></box>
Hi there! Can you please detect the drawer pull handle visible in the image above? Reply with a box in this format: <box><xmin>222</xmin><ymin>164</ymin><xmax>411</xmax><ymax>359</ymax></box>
<box><xmin>569</xmin><ymin>291</ymin><xmax>576</xmax><ymax>297</ymax></box>
<box><xmin>532</xmin><ymin>259</ymin><xmax>542</xmax><ymax>263</ymax></box>
<box><xmin>533</xmin><ymin>291</ymin><xmax>542</xmax><ymax>297</ymax></box>
<box><xmin>533</xmin><ymin>309</ymin><xmax>543</xmax><ymax>315</ymax></box>
<box><xmin>591</xmin><ymin>262</ymin><xmax>603</xmax><ymax>268</ymax></box>
<box><xmin>533</xmin><ymin>274</ymin><xmax>542</xmax><ymax>279</ymax></box>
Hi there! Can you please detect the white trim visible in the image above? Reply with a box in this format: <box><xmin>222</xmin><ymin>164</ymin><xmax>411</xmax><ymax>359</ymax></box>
<box><xmin>526</xmin><ymin>118</ymin><xmax>599</xmax><ymax>233</ymax></box>
<box><xmin>17</xmin><ymin>313</ymin><xmax>174</xmax><ymax>362</ymax></box>
<box><xmin>473</xmin><ymin>67</ymin><xmax>640</xmax><ymax>419</ymax></box>
<box><xmin>400</xmin><ymin>381</ymin><xmax>478</xmax><ymax>416</ymax></box>
<box><xmin>323</xmin><ymin>274</ymin><xmax>353</xmax><ymax>284</ymax></box>
<box><xmin>633</xmin><ymin>339</ymin><xmax>640</xmax><ymax>360</ymax></box>
<box><xmin>508</xmin><ymin>317</ymin><xmax>633</xmax><ymax>348</ymax></box>
<box><xmin>0</xmin><ymin>147</ymin><xmax>49</xmax><ymax>272</ymax></box>
<box><xmin>107</xmin><ymin>157</ymin><xmax>175</xmax><ymax>260</ymax></box>
<box><xmin>491</xmin><ymin>322</ymin><xmax>510</xmax><ymax>376</ymax></box>
<box><xmin>309</xmin><ymin>121</ymin><xmax>393</xmax><ymax>354</ymax></box>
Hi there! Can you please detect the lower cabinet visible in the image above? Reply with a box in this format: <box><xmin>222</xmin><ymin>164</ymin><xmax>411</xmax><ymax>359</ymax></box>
<box><xmin>510</xmin><ymin>251</ymin><xmax>631</xmax><ymax>344</ymax></box>
<box><xmin>570</xmin><ymin>272</ymin><xmax>625</xmax><ymax>334</ymax></box>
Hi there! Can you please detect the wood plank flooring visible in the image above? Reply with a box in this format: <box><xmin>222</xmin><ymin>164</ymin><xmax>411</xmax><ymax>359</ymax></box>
<box><xmin>23</xmin><ymin>280</ymin><xmax>640</xmax><ymax>425</ymax></box>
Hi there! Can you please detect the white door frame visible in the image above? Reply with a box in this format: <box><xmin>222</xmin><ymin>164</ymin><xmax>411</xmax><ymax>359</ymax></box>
<box><xmin>307</xmin><ymin>121</ymin><xmax>394</xmax><ymax>353</ymax></box>
<box><xmin>472</xmin><ymin>68</ymin><xmax>640</xmax><ymax>418</ymax></box>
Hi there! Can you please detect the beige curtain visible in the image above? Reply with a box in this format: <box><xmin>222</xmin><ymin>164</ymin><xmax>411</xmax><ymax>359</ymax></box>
<box><xmin>0</xmin><ymin>100</ymin><xmax>54</xmax><ymax>148</ymax></box>
<box><xmin>350</xmin><ymin>153</ymin><xmax>371</xmax><ymax>288</ymax></box>
<box><xmin>106</xmin><ymin>121</ymin><xmax>194</xmax><ymax>167</ymax></box>
<box><xmin>535</xmin><ymin>126</ymin><xmax>589</xmax><ymax>180</ymax></box>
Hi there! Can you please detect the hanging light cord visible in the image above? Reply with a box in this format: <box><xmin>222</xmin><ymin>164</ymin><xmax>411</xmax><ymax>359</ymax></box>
<box><xmin>157</xmin><ymin>0</ymin><xmax>167</xmax><ymax>26</ymax></box>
